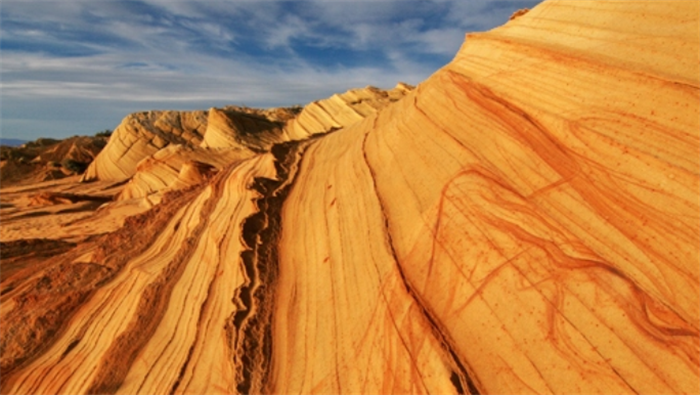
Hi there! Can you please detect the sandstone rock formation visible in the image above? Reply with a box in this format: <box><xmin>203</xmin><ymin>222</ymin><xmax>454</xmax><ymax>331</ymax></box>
<box><xmin>170</xmin><ymin>161</ymin><xmax>218</xmax><ymax>190</ymax></box>
<box><xmin>200</xmin><ymin>106</ymin><xmax>295</xmax><ymax>151</ymax></box>
<box><xmin>0</xmin><ymin>177</ymin><xmax>145</xmax><ymax>243</ymax></box>
<box><xmin>1</xmin><ymin>136</ymin><xmax>108</xmax><ymax>187</ymax></box>
<box><xmin>82</xmin><ymin>86</ymin><xmax>413</xmax><ymax>185</ymax></box>
<box><xmin>282</xmin><ymin>83</ymin><xmax>413</xmax><ymax>140</ymax></box>
<box><xmin>80</xmin><ymin>110</ymin><xmax>208</xmax><ymax>182</ymax></box>
<box><xmin>117</xmin><ymin>144</ymin><xmax>254</xmax><ymax>201</ymax></box>
<box><xmin>1</xmin><ymin>1</ymin><xmax>698</xmax><ymax>394</ymax></box>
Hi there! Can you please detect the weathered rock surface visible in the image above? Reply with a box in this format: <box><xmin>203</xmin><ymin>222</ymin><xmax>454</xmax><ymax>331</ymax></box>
<box><xmin>80</xmin><ymin>110</ymin><xmax>208</xmax><ymax>182</ymax></box>
<box><xmin>283</xmin><ymin>83</ymin><xmax>413</xmax><ymax>140</ymax></box>
<box><xmin>117</xmin><ymin>144</ymin><xmax>254</xmax><ymax>201</ymax></box>
<box><xmin>1</xmin><ymin>136</ymin><xmax>108</xmax><ymax>187</ymax></box>
<box><xmin>200</xmin><ymin>106</ymin><xmax>296</xmax><ymax>151</ymax></box>
<box><xmin>170</xmin><ymin>160</ymin><xmax>218</xmax><ymax>190</ymax></box>
<box><xmin>83</xmin><ymin>86</ymin><xmax>411</xmax><ymax>185</ymax></box>
<box><xmin>1</xmin><ymin>1</ymin><xmax>698</xmax><ymax>394</ymax></box>
<box><xmin>0</xmin><ymin>177</ymin><xmax>143</xmax><ymax>243</ymax></box>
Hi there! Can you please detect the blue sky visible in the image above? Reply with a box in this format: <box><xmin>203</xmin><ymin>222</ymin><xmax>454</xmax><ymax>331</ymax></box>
<box><xmin>1</xmin><ymin>0</ymin><xmax>541</xmax><ymax>140</ymax></box>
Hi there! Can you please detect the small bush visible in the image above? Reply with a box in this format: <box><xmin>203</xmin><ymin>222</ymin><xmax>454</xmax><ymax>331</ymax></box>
<box><xmin>61</xmin><ymin>159</ymin><xmax>88</xmax><ymax>174</ymax></box>
<box><xmin>95</xmin><ymin>129</ymin><xmax>112</xmax><ymax>137</ymax></box>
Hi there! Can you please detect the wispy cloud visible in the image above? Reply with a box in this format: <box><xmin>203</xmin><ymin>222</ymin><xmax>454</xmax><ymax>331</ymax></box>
<box><xmin>1</xmin><ymin>0</ymin><xmax>542</xmax><ymax>140</ymax></box>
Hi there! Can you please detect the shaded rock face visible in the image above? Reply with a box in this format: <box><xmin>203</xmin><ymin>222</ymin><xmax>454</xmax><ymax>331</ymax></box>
<box><xmin>200</xmin><ymin>107</ymin><xmax>288</xmax><ymax>151</ymax></box>
<box><xmin>172</xmin><ymin>161</ymin><xmax>218</xmax><ymax>189</ymax></box>
<box><xmin>1</xmin><ymin>1</ymin><xmax>699</xmax><ymax>394</ymax></box>
<box><xmin>81</xmin><ymin>110</ymin><xmax>208</xmax><ymax>182</ymax></box>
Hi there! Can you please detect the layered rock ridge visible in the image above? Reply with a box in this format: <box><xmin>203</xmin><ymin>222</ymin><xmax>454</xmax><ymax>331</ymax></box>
<box><xmin>81</xmin><ymin>110</ymin><xmax>208</xmax><ymax>182</ymax></box>
<box><xmin>0</xmin><ymin>1</ymin><xmax>698</xmax><ymax>394</ymax></box>
<box><xmin>283</xmin><ymin>83</ymin><xmax>414</xmax><ymax>140</ymax></box>
<box><xmin>84</xmin><ymin>85</ymin><xmax>412</xmax><ymax>201</ymax></box>
<box><xmin>116</xmin><ymin>144</ymin><xmax>254</xmax><ymax>201</ymax></box>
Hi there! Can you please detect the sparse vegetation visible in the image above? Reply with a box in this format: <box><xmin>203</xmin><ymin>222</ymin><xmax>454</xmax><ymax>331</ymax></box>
<box><xmin>95</xmin><ymin>129</ymin><xmax>113</xmax><ymax>137</ymax></box>
<box><xmin>61</xmin><ymin>159</ymin><xmax>88</xmax><ymax>174</ymax></box>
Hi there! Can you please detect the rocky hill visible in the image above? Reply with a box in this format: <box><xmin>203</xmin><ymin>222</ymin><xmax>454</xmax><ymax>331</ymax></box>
<box><xmin>0</xmin><ymin>136</ymin><xmax>109</xmax><ymax>187</ymax></box>
<box><xmin>81</xmin><ymin>84</ymin><xmax>412</xmax><ymax>185</ymax></box>
<box><xmin>79</xmin><ymin>110</ymin><xmax>209</xmax><ymax>182</ymax></box>
<box><xmin>0</xmin><ymin>139</ymin><xmax>28</xmax><ymax>147</ymax></box>
<box><xmin>74</xmin><ymin>84</ymin><xmax>412</xmax><ymax>203</ymax></box>
<box><xmin>0</xmin><ymin>1</ymin><xmax>698</xmax><ymax>394</ymax></box>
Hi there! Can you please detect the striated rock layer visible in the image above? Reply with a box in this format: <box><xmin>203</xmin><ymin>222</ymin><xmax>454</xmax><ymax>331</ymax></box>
<box><xmin>82</xmin><ymin>85</ymin><xmax>413</xmax><ymax>185</ymax></box>
<box><xmin>282</xmin><ymin>83</ymin><xmax>413</xmax><ymax>140</ymax></box>
<box><xmin>117</xmin><ymin>144</ymin><xmax>254</xmax><ymax>201</ymax></box>
<box><xmin>1</xmin><ymin>1</ymin><xmax>699</xmax><ymax>394</ymax></box>
<box><xmin>81</xmin><ymin>110</ymin><xmax>208</xmax><ymax>182</ymax></box>
<box><xmin>200</xmin><ymin>106</ymin><xmax>291</xmax><ymax>151</ymax></box>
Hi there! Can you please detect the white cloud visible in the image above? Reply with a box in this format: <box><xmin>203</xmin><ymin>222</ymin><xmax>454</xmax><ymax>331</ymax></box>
<box><xmin>412</xmin><ymin>27</ymin><xmax>466</xmax><ymax>55</ymax></box>
<box><xmin>264</xmin><ymin>14</ymin><xmax>311</xmax><ymax>49</ymax></box>
<box><xmin>1</xmin><ymin>1</ymin><xmax>83</xmax><ymax>20</ymax></box>
<box><xmin>0</xmin><ymin>0</ymin><xmax>543</xmax><ymax>139</ymax></box>
<box><xmin>1</xmin><ymin>48</ymin><xmax>429</xmax><ymax>105</ymax></box>
<box><xmin>304</xmin><ymin>0</ymin><xmax>406</xmax><ymax>24</ymax></box>
<box><xmin>442</xmin><ymin>0</ymin><xmax>541</xmax><ymax>29</ymax></box>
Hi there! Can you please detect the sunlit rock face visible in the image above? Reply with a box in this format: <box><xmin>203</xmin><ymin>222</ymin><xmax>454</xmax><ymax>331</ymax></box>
<box><xmin>81</xmin><ymin>110</ymin><xmax>208</xmax><ymax>182</ymax></box>
<box><xmin>116</xmin><ymin>144</ymin><xmax>255</xmax><ymax>201</ymax></box>
<box><xmin>282</xmin><ymin>83</ymin><xmax>413</xmax><ymax>140</ymax></box>
<box><xmin>200</xmin><ymin>107</ymin><xmax>292</xmax><ymax>151</ymax></box>
<box><xmin>1</xmin><ymin>1</ymin><xmax>698</xmax><ymax>394</ymax></box>
<box><xmin>81</xmin><ymin>85</ymin><xmax>412</xmax><ymax>192</ymax></box>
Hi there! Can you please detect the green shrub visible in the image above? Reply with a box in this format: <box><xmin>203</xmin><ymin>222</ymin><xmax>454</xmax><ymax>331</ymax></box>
<box><xmin>61</xmin><ymin>159</ymin><xmax>88</xmax><ymax>174</ymax></box>
<box><xmin>95</xmin><ymin>129</ymin><xmax>112</xmax><ymax>137</ymax></box>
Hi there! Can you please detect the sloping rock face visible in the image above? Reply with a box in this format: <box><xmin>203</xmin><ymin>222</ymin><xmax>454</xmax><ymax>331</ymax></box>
<box><xmin>85</xmin><ymin>87</ymin><xmax>411</xmax><ymax>198</ymax></box>
<box><xmin>1</xmin><ymin>1</ymin><xmax>698</xmax><ymax>394</ymax></box>
<box><xmin>283</xmin><ymin>83</ymin><xmax>413</xmax><ymax>140</ymax></box>
<box><xmin>200</xmin><ymin>106</ymin><xmax>297</xmax><ymax>151</ymax></box>
<box><xmin>265</xmin><ymin>3</ymin><xmax>697</xmax><ymax>392</ymax></box>
<box><xmin>118</xmin><ymin>144</ymin><xmax>254</xmax><ymax>201</ymax></box>
<box><xmin>29</xmin><ymin>136</ymin><xmax>106</xmax><ymax>165</ymax></box>
<box><xmin>171</xmin><ymin>161</ymin><xmax>218</xmax><ymax>189</ymax></box>
<box><xmin>80</xmin><ymin>110</ymin><xmax>208</xmax><ymax>182</ymax></box>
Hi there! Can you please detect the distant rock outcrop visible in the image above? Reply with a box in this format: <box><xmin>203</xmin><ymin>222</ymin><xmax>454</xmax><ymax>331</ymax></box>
<box><xmin>0</xmin><ymin>139</ymin><xmax>29</xmax><ymax>148</ymax></box>
<box><xmin>0</xmin><ymin>136</ymin><xmax>108</xmax><ymax>187</ymax></box>
<box><xmin>283</xmin><ymin>83</ymin><xmax>413</xmax><ymax>140</ymax></box>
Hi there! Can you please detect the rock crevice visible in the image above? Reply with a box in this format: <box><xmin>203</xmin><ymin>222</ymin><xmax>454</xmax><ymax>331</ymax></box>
<box><xmin>232</xmin><ymin>139</ymin><xmax>312</xmax><ymax>394</ymax></box>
